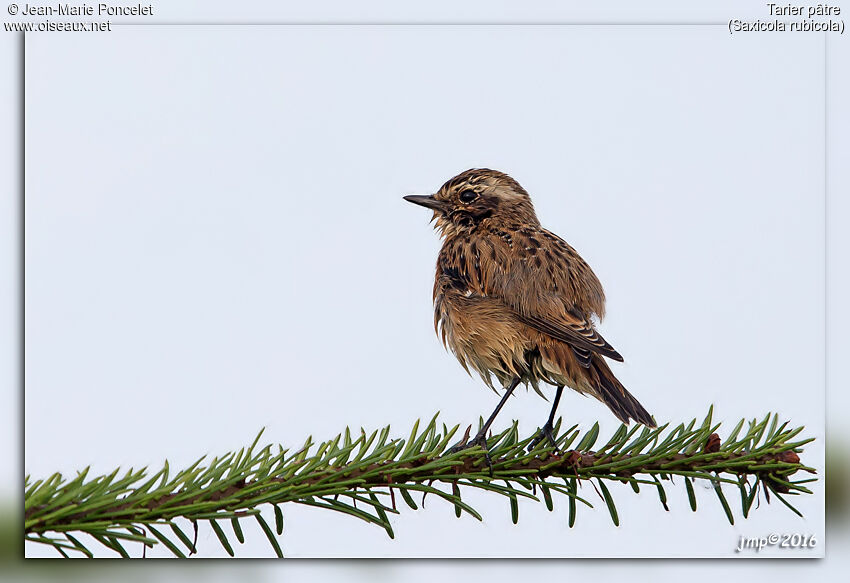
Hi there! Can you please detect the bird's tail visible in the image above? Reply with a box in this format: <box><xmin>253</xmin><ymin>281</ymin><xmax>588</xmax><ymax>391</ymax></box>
<box><xmin>591</xmin><ymin>356</ymin><xmax>656</xmax><ymax>427</ymax></box>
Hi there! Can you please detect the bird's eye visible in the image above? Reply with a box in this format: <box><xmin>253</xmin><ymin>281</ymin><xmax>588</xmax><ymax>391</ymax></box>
<box><xmin>458</xmin><ymin>190</ymin><xmax>478</xmax><ymax>203</ymax></box>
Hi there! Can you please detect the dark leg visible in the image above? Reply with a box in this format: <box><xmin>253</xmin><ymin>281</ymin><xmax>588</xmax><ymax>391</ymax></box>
<box><xmin>528</xmin><ymin>385</ymin><xmax>564</xmax><ymax>452</ymax></box>
<box><xmin>473</xmin><ymin>377</ymin><xmax>522</xmax><ymax>444</ymax></box>
<box><xmin>448</xmin><ymin>377</ymin><xmax>522</xmax><ymax>468</ymax></box>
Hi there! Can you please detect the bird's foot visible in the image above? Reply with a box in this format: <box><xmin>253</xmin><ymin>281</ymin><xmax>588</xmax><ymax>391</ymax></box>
<box><xmin>447</xmin><ymin>430</ymin><xmax>493</xmax><ymax>476</ymax></box>
<box><xmin>527</xmin><ymin>422</ymin><xmax>559</xmax><ymax>454</ymax></box>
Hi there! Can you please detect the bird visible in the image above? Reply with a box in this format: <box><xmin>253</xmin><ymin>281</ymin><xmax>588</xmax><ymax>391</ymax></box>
<box><xmin>404</xmin><ymin>168</ymin><xmax>655</xmax><ymax>455</ymax></box>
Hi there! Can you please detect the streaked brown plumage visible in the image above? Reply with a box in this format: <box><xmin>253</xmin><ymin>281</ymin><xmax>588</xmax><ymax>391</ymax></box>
<box><xmin>404</xmin><ymin>168</ymin><xmax>655</xmax><ymax>451</ymax></box>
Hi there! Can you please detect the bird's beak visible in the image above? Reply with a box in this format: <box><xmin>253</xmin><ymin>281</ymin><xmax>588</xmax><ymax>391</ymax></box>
<box><xmin>403</xmin><ymin>194</ymin><xmax>446</xmax><ymax>213</ymax></box>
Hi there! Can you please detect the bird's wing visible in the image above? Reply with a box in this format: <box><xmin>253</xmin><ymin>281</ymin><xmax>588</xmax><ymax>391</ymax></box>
<box><xmin>445</xmin><ymin>226</ymin><xmax>623</xmax><ymax>362</ymax></box>
<box><xmin>516</xmin><ymin>308</ymin><xmax>623</xmax><ymax>362</ymax></box>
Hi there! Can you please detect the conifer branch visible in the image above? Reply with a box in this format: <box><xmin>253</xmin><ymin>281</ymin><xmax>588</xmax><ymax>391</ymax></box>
<box><xmin>24</xmin><ymin>407</ymin><xmax>816</xmax><ymax>558</ymax></box>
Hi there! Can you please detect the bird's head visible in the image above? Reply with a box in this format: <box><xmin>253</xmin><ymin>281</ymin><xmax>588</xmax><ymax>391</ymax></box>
<box><xmin>404</xmin><ymin>168</ymin><xmax>540</xmax><ymax>238</ymax></box>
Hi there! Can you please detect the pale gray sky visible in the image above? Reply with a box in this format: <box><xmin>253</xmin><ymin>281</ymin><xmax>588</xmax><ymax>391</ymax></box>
<box><xmin>8</xmin><ymin>0</ymin><xmax>844</xmax><ymax>571</ymax></box>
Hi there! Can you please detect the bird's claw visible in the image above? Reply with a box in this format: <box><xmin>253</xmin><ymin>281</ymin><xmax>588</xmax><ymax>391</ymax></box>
<box><xmin>527</xmin><ymin>423</ymin><xmax>559</xmax><ymax>454</ymax></box>
<box><xmin>447</xmin><ymin>432</ymin><xmax>494</xmax><ymax>476</ymax></box>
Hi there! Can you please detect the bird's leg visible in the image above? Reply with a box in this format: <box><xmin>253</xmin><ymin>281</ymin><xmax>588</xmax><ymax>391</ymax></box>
<box><xmin>448</xmin><ymin>377</ymin><xmax>522</xmax><ymax>472</ymax></box>
<box><xmin>528</xmin><ymin>385</ymin><xmax>564</xmax><ymax>453</ymax></box>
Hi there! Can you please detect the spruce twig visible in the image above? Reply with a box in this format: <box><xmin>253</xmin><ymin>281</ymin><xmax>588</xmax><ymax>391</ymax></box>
<box><xmin>24</xmin><ymin>408</ymin><xmax>816</xmax><ymax>558</ymax></box>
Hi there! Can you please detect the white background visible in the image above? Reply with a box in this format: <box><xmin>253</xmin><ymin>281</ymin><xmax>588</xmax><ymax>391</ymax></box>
<box><xmin>2</xmin><ymin>0</ymin><xmax>846</xmax><ymax>576</ymax></box>
<box><xmin>21</xmin><ymin>24</ymin><xmax>825</xmax><ymax>558</ymax></box>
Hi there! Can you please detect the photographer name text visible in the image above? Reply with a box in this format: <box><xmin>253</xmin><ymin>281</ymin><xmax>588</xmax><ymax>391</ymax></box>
<box><xmin>17</xmin><ymin>3</ymin><xmax>152</xmax><ymax>16</ymax></box>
